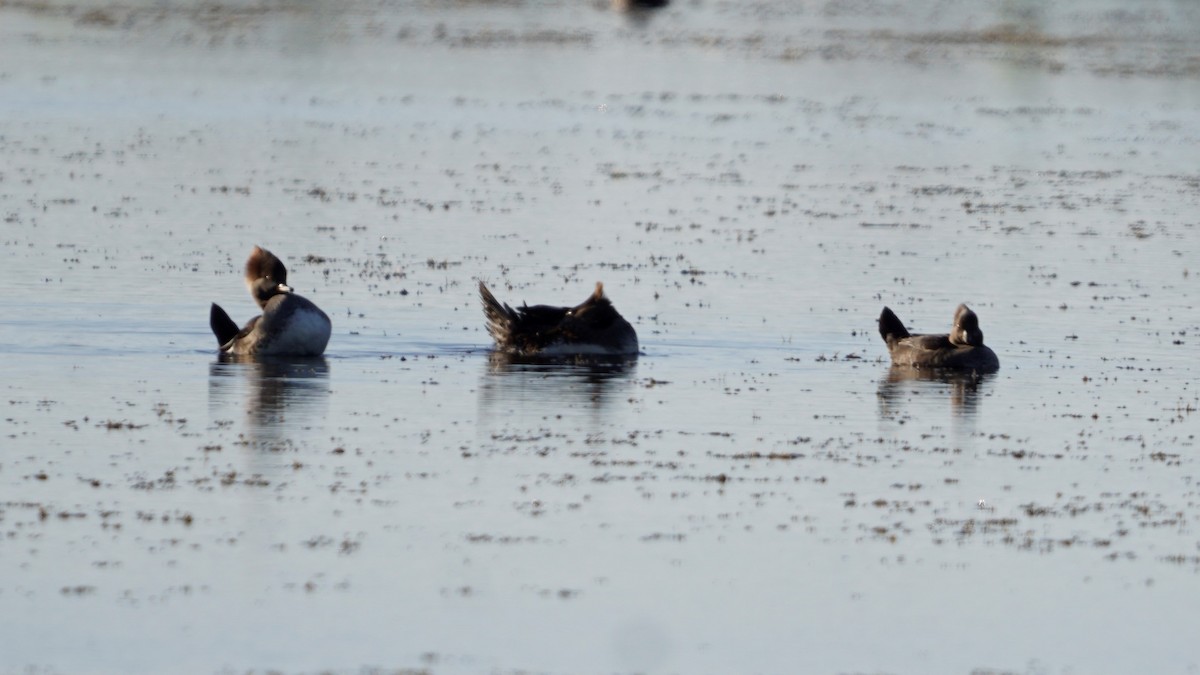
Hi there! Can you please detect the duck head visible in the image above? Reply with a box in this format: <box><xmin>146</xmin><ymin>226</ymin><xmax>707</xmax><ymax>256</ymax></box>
<box><xmin>949</xmin><ymin>304</ymin><xmax>985</xmax><ymax>347</ymax></box>
<box><xmin>244</xmin><ymin>246</ymin><xmax>292</xmax><ymax>308</ymax></box>
<box><xmin>565</xmin><ymin>283</ymin><xmax>620</xmax><ymax>327</ymax></box>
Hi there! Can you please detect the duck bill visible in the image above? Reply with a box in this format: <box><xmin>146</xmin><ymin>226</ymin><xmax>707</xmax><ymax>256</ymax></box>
<box><xmin>277</xmin><ymin>283</ymin><xmax>293</xmax><ymax>293</ymax></box>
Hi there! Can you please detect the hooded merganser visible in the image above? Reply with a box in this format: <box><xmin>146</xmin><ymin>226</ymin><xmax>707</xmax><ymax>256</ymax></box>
<box><xmin>878</xmin><ymin>304</ymin><xmax>999</xmax><ymax>372</ymax></box>
<box><xmin>209</xmin><ymin>246</ymin><xmax>331</xmax><ymax>357</ymax></box>
<box><xmin>479</xmin><ymin>281</ymin><xmax>638</xmax><ymax>357</ymax></box>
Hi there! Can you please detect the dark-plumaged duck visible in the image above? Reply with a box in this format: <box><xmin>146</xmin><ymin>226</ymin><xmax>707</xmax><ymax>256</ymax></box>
<box><xmin>479</xmin><ymin>281</ymin><xmax>638</xmax><ymax>357</ymax></box>
<box><xmin>878</xmin><ymin>304</ymin><xmax>998</xmax><ymax>372</ymax></box>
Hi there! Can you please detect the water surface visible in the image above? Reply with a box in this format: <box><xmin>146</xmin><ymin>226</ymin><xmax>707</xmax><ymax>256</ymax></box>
<box><xmin>2</xmin><ymin>1</ymin><xmax>1199</xmax><ymax>673</ymax></box>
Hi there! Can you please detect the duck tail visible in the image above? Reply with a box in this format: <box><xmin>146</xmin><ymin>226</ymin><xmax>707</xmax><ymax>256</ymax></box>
<box><xmin>479</xmin><ymin>281</ymin><xmax>517</xmax><ymax>345</ymax></box>
<box><xmin>878</xmin><ymin>306</ymin><xmax>909</xmax><ymax>343</ymax></box>
<box><xmin>210</xmin><ymin>303</ymin><xmax>241</xmax><ymax>347</ymax></box>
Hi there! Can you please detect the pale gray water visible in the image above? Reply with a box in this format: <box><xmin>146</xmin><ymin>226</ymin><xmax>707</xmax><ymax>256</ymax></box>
<box><xmin>2</xmin><ymin>1</ymin><xmax>1199</xmax><ymax>673</ymax></box>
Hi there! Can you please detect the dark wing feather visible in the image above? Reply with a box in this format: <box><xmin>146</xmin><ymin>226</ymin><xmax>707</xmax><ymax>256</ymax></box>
<box><xmin>878</xmin><ymin>306</ymin><xmax>910</xmax><ymax>343</ymax></box>
<box><xmin>210</xmin><ymin>303</ymin><xmax>241</xmax><ymax>347</ymax></box>
<box><xmin>481</xmin><ymin>282</ymin><xmax>569</xmax><ymax>352</ymax></box>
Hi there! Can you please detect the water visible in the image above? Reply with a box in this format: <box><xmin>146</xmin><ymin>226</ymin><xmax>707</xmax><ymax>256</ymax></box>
<box><xmin>2</xmin><ymin>1</ymin><xmax>1199</xmax><ymax>673</ymax></box>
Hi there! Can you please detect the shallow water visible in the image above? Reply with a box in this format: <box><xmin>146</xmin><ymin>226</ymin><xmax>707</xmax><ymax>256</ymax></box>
<box><xmin>2</xmin><ymin>1</ymin><xmax>1200</xmax><ymax>673</ymax></box>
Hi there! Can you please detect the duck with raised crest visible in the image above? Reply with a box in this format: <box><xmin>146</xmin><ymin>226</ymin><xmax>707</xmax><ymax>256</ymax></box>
<box><xmin>209</xmin><ymin>246</ymin><xmax>331</xmax><ymax>357</ymax></box>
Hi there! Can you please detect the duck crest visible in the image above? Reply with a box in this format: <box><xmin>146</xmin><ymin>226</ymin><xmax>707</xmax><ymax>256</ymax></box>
<box><xmin>244</xmin><ymin>246</ymin><xmax>292</xmax><ymax>308</ymax></box>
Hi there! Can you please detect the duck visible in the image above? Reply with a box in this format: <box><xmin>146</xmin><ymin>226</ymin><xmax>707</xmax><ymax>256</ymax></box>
<box><xmin>479</xmin><ymin>281</ymin><xmax>638</xmax><ymax>357</ymax></box>
<box><xmin>209</xmin><ymin>246</ymin><xmax>331</xmax><ymax>357</ymax></box>
<box><xmin>612</xmin><ymin>0</ymin><xmax>670</xmax><ymax>10</ymax></box>
<box><xmin>878</xmin><ymin>304</ymin><xmax>999</xmax><ymax>372</ymax></box>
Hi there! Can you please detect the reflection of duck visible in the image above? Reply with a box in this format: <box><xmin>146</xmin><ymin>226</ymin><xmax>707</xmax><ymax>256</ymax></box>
<box><xmin>479</xmin><ymin>281</ymin><xmax>639</xmax><ymax>358</ymax></box>
<box><xmin>208</xmin><ymin>356</ymin><xmax>330</xmax><ymax>433</ymax></box>
<box><xmin>878</xmin><ymin>304</ymin><xmax>999</xmax><ymax>372</ymax></box>
<box><xmin>877</xmin><ymin>365</ymin><xmax>991</xmax><ymax>418</ymax></box>
<box><xmin>210</xmin><ymin>246</ymin><xmax>331</xmax><ymax>357</ymax></box>
<box><xmin>477</xmin><ymin>352</ymin><xmax>636</xmax><ymax>427</ymax></box>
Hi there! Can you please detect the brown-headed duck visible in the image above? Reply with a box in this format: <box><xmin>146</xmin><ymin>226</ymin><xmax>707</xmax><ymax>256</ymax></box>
<box><xmin>209</xmin><ymin>246</ymin><xmax>331</xmax><ymax>357</ymax></box>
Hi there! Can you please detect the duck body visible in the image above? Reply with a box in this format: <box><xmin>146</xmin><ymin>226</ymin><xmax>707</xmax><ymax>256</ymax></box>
<box><xmin>210</xmin><ymin>246</ymin><xmax>331</xmax><ymax>357</ymax></box>
<box><xmin>211</xmin><ymin>294</ymin><xmax>331</xmax><ymax>357</ymax></box>
<box><xmin>878</xmin><ymin>304</ymin><xmax>998</xmax><ymax>372</ymax></box>
<box><xmin>479</xmin><ymin>281</ymin><xmax>638</xmax><ymax>357</ymax></box>
<box><xmin>612</xmin><ymin>0</ymin><xmax>670</xmax><ymax>9</ymax></box>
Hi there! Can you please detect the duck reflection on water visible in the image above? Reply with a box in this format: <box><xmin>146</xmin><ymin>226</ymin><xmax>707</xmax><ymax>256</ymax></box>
<box><xmin>208</xmin><ymin>354</ymin><xmax>330</xmax><ymax>436</ymax></box>
<box><xmin>477</xmin><ymin>350</ymin><xmax>638</xmax><ymax>426</ymax></box>
<box><xmin>877</xmin><ymin>365</ymin><xmax>993</xmax><ymax>418</ymax></box>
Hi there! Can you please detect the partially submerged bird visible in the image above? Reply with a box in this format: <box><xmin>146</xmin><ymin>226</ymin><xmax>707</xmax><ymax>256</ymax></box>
<box><xmin>479</xmin><ymin>281</ymin><xmax>638</xmax><ymax>357</ymax></box>
<box><xmin>209</xmin><ymin>246</ymin><xmax>331</xmax><ymax>357</ymax></box>
<box><xmin>612</xmin><ymin>0</ymin><xmax>670</xmax><ymax>10</ymax></box>
<box><xmin>878</xmin><ymin>304</ymin><xmax>998</xmax><ymax>372</ymax></box>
